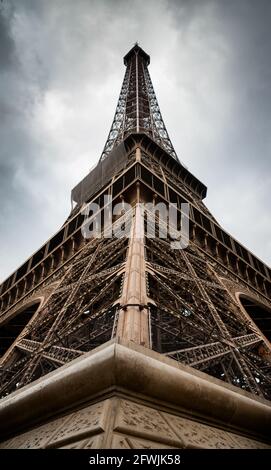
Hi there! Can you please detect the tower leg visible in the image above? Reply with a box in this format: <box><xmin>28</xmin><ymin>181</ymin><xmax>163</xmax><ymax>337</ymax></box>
<box><xmin>116</xmin><ymin>204</ymin><xmax>150</xmax><ymax>347</ymax></box>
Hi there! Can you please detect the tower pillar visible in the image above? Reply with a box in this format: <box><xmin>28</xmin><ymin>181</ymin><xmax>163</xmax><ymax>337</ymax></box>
<box><xmin>116</xmin><ymin>203</ymin><xmax>150</xmax><ymax>348</ymax></box>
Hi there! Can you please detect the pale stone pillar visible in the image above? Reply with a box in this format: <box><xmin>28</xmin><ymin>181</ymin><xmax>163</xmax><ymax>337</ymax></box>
<box><xmin>116</xmin><ymin>203</ymin><xmax>150</xmax><ymax>347</ymax></box>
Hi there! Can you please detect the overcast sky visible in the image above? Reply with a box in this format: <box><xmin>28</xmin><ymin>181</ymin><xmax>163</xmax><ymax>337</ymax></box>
<box><xmin>0</xmin><ymin>0</ymin><xmax>270</xmax><ymax>281</ymax></box>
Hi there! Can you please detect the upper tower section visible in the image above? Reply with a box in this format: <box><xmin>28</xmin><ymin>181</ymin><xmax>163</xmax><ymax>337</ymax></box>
<box><xmin>123</xmin><ymin>43</ymin><xmax>150</xmax><ymax>66</ymax></box>
<box><xmin>100</xmin><ymin>44</ymin><xmax>178</xmax><ymax>161</ymax></box>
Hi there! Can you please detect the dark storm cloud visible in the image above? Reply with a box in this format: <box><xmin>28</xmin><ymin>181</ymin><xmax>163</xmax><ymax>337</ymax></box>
<box><xmin>163</xmin><ymin>0</ymin><xmax>271</xmax><ymax>261</ymax></box>
<box><xmin>167</xmin><ymin>0</ymin><xmax>271</xmax><ymax>168</ymax></box>
<box><xmin>212</xmin><ymin>0</ymin><xmax>271</xmax><ymax>259</ymax></box>
<box><xmin>0</xmin><ymin>4</ymin><xmax>21</xmax><ymax>210</ymax></box>
<box><xmin>0</xmin><ymin>1</ymin><xmax>51</xmax><ymax>279</ymax></box>
<box><xmin>0</xmin><ymin>5</ymin><xmax>15</xmax><ymax>70</ymax></box>
<box><xmin>216</xmin><ymin>0</ymin><xmax>271</xmax><ymax>168</ymax></box>
<box><xmin>0</xmin><ymin>0</ymin><xmax>270</xmax><ymax>281</ymax></box>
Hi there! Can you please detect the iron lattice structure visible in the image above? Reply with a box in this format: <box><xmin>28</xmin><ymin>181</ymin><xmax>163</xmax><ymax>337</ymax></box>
<box><xmin>145</xmin><ymin>211</ymin><xmax>271</xmax><ymax>399</ymax></box>
<box><xmin>0</xmin><ymin>216</ymin><xmax>129</xmax><ymax>397</ymax></box>
<box><xmin>0</xmin><ymin>45</ymin><xmax>271</xmax><ymax>402</ymax></box>
<box><xmin>100</xmin><ymin>43</ymin><xmax>178</xmax><ymax>161</ymax></box>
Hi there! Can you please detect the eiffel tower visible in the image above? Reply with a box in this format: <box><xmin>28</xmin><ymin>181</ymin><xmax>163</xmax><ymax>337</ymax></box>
<box><xmin>0</xmin><ymin>44</ymin><xmax>270</xmax><ymax>449</ymax></box>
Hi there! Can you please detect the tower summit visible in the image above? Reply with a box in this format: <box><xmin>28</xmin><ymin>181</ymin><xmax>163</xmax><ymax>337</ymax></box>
<box><xmin>101</xmin><ymin>43</ymin><xmax>178</xmax><ymax>161</ymax></box>
<box><xmin>0</xmin><ymin>46</ymin><xmax>270</xmax><ymax>449</ymax></box>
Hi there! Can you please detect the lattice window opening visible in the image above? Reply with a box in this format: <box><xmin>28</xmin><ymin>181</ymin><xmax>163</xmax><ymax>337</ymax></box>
<box><xmin>147</xmin><ymin>237</ymin><xmax>258</xmax><ymax>341</ymax></box>
<box><xmin>0</xmin><ymin>302</ymin><xmax>41</xmax><ymax>359</ymax></box>
<box><xmin>64</xmin><ymin>306</ymin><xmax>118</xmax><ymax>352</ymax></box>
<box><xmin>146</xmin><ymin>236</ymin><xmax>271</xmax><ymax>399</ymax></box>
<box><xmin>0</xmin><ymin>235</ymin><xmax>127</xmax><ymax>397</ymax></box>
<box><xmin>149</xmin><ymin>281</ymin><xmax>220</xmax><ymax>337</ymax></box>
<box><xmin>150</xmin><ymin>306</ymin><xmax>208</xmax><ymax>355</ymax></box>
<box><xmin>148</xmin><ymin>269</ymin><xmax>254</xmax><ymax>340</ymax></box>
<box><xmin>239</xmin><ymin>295</ymin><xmax>271</xmax><ymax>344</ymax></box>
<box><xmin>149</xmin><ymin>302</ymin><xmax>271</xmax><ymax>399</ymax></box>
<box><xmin>0</xmin><ymin>304</ymin><xmax>120</xmax><ymax>398</ymax></box>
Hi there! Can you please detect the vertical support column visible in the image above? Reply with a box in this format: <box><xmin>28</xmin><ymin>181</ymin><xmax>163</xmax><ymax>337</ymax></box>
<box><xmin>116</xmin><ymin>203</ymin><xmax>150</xmax><ymax>347</ymax></box>
<box><xmin>13</xmin><ymin>286</ymin><xmax>18</xmax><ymax>304</ymax></box>
<box><xmin>31</xmin><ymin>272</ymin><xmax>36</xmax><ymax>290</ymax></box>
<box><xmin>135</xmin><ymin>51</ymin><xmax>139</xmax><ymax>133</ymax></box>
<box><xmin>60</xmin><ymin>246</ymin><xmax>65</xmax><ymax>264</ymax></box>
<box><xmin>40</xmin><ymin>262</ymin><xmax>45</xmax><ymax>282</ymax></box>
<box><xmin>70</xmin><ymin>237</ymin><xmax>76</xmax><ymax>257</ymax></box>
<box><xmin>22</xmin><ymin>277</ymin><xmax>27</xmax><ymax>296</ymax></box>
<box><xmin>204</xmin><ymin>234</ymin><xmax>209</xmax><ymax>253</ymax></box>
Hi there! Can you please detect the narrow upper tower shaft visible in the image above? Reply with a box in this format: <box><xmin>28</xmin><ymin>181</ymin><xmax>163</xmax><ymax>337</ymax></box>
<box><xmin>100</xmin><ymin>44</ymin><xmax>178</xmax><ymax>161</ymax></box>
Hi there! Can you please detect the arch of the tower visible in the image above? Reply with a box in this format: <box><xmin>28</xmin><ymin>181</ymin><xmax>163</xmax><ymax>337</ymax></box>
<box><xmin>238</xmin><ymin>294</ymin><xmax>271</xmax><ymax>343</ymax></box>
<box><xmin>0</xmin><ymin>301</ymin><xmax>41</xmax><ymax>359</ymax></box>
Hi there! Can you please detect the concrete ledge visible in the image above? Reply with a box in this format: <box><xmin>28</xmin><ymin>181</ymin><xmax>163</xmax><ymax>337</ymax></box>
<box><xmin>0</xmin><ymin>339</ymin><xmax>270</xmax><ymax>442</ymax></box>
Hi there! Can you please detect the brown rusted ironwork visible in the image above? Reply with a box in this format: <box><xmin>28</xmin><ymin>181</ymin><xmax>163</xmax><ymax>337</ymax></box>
<box><xmin>0</xmin><ymin>45</ymin><xmax>270</xmax><ymax>401</ymax></box>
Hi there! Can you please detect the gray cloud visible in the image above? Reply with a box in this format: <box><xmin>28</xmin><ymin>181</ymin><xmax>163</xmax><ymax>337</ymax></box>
<box><xmin>0</xmin><ymin>0</ymin><xmax>270</xmax><ymax>281</ymax></box>
<box><xmin>0</xmin><ymin>4</ymin><xmax>15</xmax><ymax>70</ymax></box>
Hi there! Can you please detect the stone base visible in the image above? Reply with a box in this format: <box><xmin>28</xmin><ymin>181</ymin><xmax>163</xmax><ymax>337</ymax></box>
<box><xmin>0</xmin><ymin>340</ymin><xmax>270</xmax><ymax>449</ymax></box>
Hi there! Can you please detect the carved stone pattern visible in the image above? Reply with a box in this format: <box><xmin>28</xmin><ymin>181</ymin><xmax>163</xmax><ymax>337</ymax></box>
<box><xmin>229</xmin><ymin>434</ymin><xmax>271</xmax><ymax>449</ymax></box>
<box><xmin>0</xmin><ymin>400</ymin><xmax>109</xmax><ymax>449</ymax></box>
<box><xmin>59</xmin><ymin>434</ymin><xmax>104</xmax><ymax>449</ymax></box>
<box><xmin>46</xmin><ymin>400</ymin><xmax>109</xmax><ymax>447</ymax></box>
<box><xmin>1</xmin><ymin>398</ymin><xmax>270</xmax><ymax>449</ymax></box>
<box><xmin>162</xmin><ymin>413</ymin><xmax>237</xmax><ymax>449</ymax></box>
<box><xmin>111</xmin><ymin>434</ymin><xmax>176</xmax><ymax>449</ymax></box>
<box><xmin>162</xmin><ymin>412</ymin><xmax>271</xmax><ymax>449</ymax></box>
<box><xmin>0</xmin><ymin>414</ymin><xmax>69</xmax><ymax>449</ymax></box>
<box><xmin>111</xmin><ymin>434</ymin><xmax>132</xmax><ymax>449</ymax></box>
<box><xmin>113</xmin><ymin>399</ymin><xmax>183</xmax><ymax>447</ymax></box>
